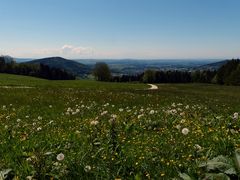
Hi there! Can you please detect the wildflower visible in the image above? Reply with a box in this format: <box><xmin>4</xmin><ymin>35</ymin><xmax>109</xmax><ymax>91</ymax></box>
<box><xmin>181</xmin><ymin>128</ymin><xmax>189</xmax><ymax>135</ymax></box>
<box><xmin>194</xmin><ymin>144</ymin><xmax>202</xmax><ymax>151</ymax></box>
<box><xmin>149</xmin><ymin>110</ymin><xmax>155</xmax><ymax>114</ymax></box>
<box><xmin>101</xmin><ymin>111</ymin><xmax>108</xmax><ymax>116</ymax></box>
<box><xmin>17</xmin><ymin>119</ymin><xmax>21</xmax><ymax>122</ymax></box>
<box><xmin>56</xmin><ymin>153</ymin><xmax>65</xmax><ymax>161</ymax></box>
<box><xmin>104</xmin><ymin>103</ymin><xmax>109</xmax><ymax>107</ymax></box>
<box><xmin>49</xmin><ymin>105</ymin><xmax>52</xmax><ymax>108</ymax></box>
<box><xmin>26</xmin><ymin>176</ymin><xmax>33</xmax><ymax>180</ymax></box>
<box><xmin>37</xmin><ymin>127</ymin><xmax>42</xmax><ymax>131</ymax></box>
<box><xmin>38</xmin><ymin>116</ymin><xmax>42</xmax><ymax>120</ymax></box>
<box><xmin>180</xmin><ymin>119</ymin><xmax>186</xmax><ymax>124</ymax></box>
<box><xmin>176</xmin><ymin>124</ymin><xmax>181</xmax><ymax>130</ymax></box>
<box><xmin>111</xmin><ymin>114</ymin><xmax>117</xmax><ymax>119</ymax></box>
<box><xmin>119</xmin><ymin>108</ymin><xmax>124</xmax><ymax>112</ymax></box>
<box><xmin>90</xmin><ymin>120</ymin><xmax>99</xmax><ymax>126</ymax></box>
<box><xmin>233</xmin><ymin>112</ymin><xmax>238</xmax><ymax>119</ymax></box>
<box><xmin>84</xmin><ymin>165</ymin><xmax>91</xmax><ymax>172</ymax></box>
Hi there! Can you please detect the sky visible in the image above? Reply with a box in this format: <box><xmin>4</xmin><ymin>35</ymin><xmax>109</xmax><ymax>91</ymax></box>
<box><xmin>0</xmin><ymin>0</ymin><xmax>240</xmax><ymax>59</ymax></box>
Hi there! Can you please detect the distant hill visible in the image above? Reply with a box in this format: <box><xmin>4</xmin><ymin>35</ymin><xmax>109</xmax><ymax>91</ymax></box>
<box><xmin>196</xmin><ymin>60</ymin><xmax>228</xmax><ymax>70</ymax></box>
<box><xmin>76</xmin><ymin>59</ymin><xmax>217</xmax><ymax>75</ymax></box>
<box><xmin>25</xmin><ymin>57</ymin><xmax>91</xmax><ymax>77</ymax></box>
<box><xmin>15</xmin><ymin>58</ymin><xmax>33</xmax><ymax>63</ymax></box>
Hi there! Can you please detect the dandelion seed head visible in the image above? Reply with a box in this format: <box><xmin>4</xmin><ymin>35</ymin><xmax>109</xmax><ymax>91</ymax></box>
<box><xmin>182</xmin><ymin>128</ymin><xmax>189</xmax><ymax>135</ymax></box>
<box><xmin>56</xmin><ymin>153</ymin><xmax>65</xmax><ymax>161</ymax></box>
<box><xmin>84</xmin><ymin>165</ymin><xmax>91</xmax><ymax>172</ymax></box>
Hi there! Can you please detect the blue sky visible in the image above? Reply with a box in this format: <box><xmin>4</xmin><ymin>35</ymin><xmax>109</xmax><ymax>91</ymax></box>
<box><xmin>0</xmin><ymin>0</ymin><xmax>239</xmax><ymax>59</ymax></box>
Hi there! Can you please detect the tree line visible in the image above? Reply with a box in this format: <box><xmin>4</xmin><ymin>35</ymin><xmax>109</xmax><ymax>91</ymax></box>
<box><xmin>93</xmin><ymin>59</ymin><xmax>240</xmax><ymax>85</ymax></box>
<box><xmin>0</xmin><ymin>56</ymin><xmax>75</xmax><ymax>80</ymax></box>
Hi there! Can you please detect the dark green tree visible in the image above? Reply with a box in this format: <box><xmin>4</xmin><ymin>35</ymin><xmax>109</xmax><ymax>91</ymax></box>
<box><xmin>93</xmin><ymin>62</ymin><xmax>112</xmax><ymax>81</ymax></box>
<box><xmin>143</xmin><ymin>69</ymin><xmax>156</xmax><ymax>83</ymax></box>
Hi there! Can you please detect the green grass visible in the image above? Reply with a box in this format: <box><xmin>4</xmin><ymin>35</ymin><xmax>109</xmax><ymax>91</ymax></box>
<box><xmin>0</xmin><ymin>73</ymin><xmax>147</xmax><ymax>90</ymax></box>
<box><xmin>0</xmin><ymin>73</ymin><xmax>240</xmax><ymax>179</ymax></box>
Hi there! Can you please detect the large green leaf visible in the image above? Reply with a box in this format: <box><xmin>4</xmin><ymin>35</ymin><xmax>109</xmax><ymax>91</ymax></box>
<box><xmin>178</xmin><ymin>173</ymin><xmax>192</xmax><ymax>180</ymax></box>
<box><xmin>0</xmin><ymin>169</ymin><xmax>13</xmax><ymax>180</ymax></box>
<box><xmin>199</xmin><ymin>155</ymin><xmax>236</xmax><ymax>175</ymax></box>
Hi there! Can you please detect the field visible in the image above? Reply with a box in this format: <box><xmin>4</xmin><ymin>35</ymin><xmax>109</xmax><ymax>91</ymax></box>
<box><xmin>0</xmin><ymin>73</ymin><xmax>240</xmax><ymax>179</ymax></box>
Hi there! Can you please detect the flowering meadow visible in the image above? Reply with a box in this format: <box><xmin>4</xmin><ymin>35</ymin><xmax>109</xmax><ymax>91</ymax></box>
<box><xmin>0</xmin><ymin>74</ymin><xmax>240</xmax><ymax>179</ymax></box>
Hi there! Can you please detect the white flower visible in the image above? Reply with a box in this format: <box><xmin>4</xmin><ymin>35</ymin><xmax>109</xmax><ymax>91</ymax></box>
<box><xmin>111</xmin><ymin>114</ymin><xmax>117</xmax><ymax>119</ymax></box>
<box><xmin>194</xmin><ymin>144</ymin><xmax>202</xmax><ymax>151</ymax></box>
<box><xmin>101</xmin><ymin>111</ymin><xmax>108</xmax><ymax>116</ymax></box>
<box><xmin>119</xmin><ymin>108</ymin><xmax>124</xmax><ymax>112</ymax></box>
<box><xmin>57</xmin><ymin>153</ymin><xmax>65</xmax><ymax>161</ymax></box>
<box><xmin>84</xmin><ymin>165</ymin><xmax>91</xmax><ymax>172</ymax></box>
<box><xmin>181</xmin><ymin>128</ymin><xmax>189</xmax><ymax>135</ymax></box>
<box><xmin>37</xmin><ymin>127</ymin><xmax>42</xmax><ymax>131</ymax></box>
<box><xmin>176</xmin><ymin>124</ymin><xmax>181</xmax><ymax>130</ymax></box>
<box><xmin>49</xmin><ymin>105</ymin><xmax>52</xmax><ymax>108</ymax></box>
<box><xmin>180</xmin><ymin>119</ymin><xmax>186</xmax><ymax>124</ymax></box>
<box><xmin>17</xmin><ymin>119</ymin><xmax>21</xmax><ymax>122</ymax></box>
<box><xmin>26</xmin><ymin>176</ymin><xmax>33</xmax><ymax>180</ymax></box>
<box><xmin>233</xmin><ymin>112</ymin><xmax>238</xmax><ymax>119</ymax></box>
<box><xmin>38</xmin><ymin>116</ymin><xmax>42</xmax><ymax>120</ymax></box>
<box><xmin>104</xmin><ymin>103</ymin><xmax>109</xmax><ymax>107</ymax></box>
<box><xmin>90</xmin><ymin>120</ymin><xmax>99</xmax><ymax>126</ymax></box>
<box><xmin>149</xmin><ymin>110</ymin><xmax>155</xmax><ymax>114</ymax></box>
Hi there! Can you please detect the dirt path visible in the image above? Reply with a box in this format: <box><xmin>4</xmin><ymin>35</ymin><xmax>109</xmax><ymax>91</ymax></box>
<box><xmin>148</xmin><ymin>84</ymin><xmax>158</xmax><ymax>90</ymax></box>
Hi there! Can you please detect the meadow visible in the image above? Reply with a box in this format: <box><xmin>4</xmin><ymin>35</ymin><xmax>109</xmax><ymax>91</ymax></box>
<box><xmin>0</xmin><ymin>73</ymin><xmax>240</xmax><ymax>179</ymax></box>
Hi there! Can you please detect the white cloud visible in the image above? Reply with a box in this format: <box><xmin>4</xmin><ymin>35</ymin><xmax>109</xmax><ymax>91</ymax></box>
<box><xmin>61</xmin><ymin>44</ymin><xmax>94</xmax><ymax>56</ymax></box>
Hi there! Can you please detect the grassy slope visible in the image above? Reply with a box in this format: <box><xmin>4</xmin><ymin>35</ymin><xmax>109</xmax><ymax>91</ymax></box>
<box><xmin>0</xmin><ymin>73</ymin><xmax>147</xmax><ymax>90</ymax></box>
<box><xmin>0</xmin><ymin>73</ymin><xmax>240</xmax><ymax>179</ymax></box>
